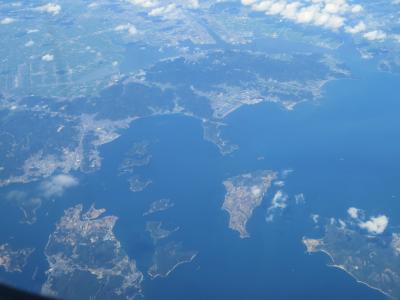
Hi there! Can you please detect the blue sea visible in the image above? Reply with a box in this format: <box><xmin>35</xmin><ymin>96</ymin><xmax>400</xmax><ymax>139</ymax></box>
<box><xmin>90</xmin><ymin>58</ymin><xmax>398</xmax><ymax>299</ymax></box>
<box><xmin>1</xmin><ymin>45</ymin><xmax>399</xmax><ymax>300</ymax></box>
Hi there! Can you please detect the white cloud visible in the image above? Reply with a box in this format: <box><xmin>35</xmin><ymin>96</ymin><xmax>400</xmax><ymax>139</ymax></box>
<box><xmin>296</xmin><ymin>5</ymin><xmax>320</xmax><ymax>24</ymax></box>
<box><xmin>25</xmin><ymin>40</ymin><xmax>35</xmax><ymax>47</ymax></box>
<box><xmin>273</xmin><ymin>180</ymin><xmax>285</xmax><ymax>187</ymax></box>
<box><xmin>42</xmin><ymin>54</ymin><xmax>54</xmax><ymax>62</ymax></box>
<box><xmin>242</xmin><ymin>0</ymin><xmax>258</xmax><ymax>5</ymax></box>
<box><xmin>251</xmin><ymin>1</ymin><xmax>272</xmax><ymax>12</ymax></box>
<box><xmin>311</xmin><ymin>214</ymin><xmax>319</xmax><ymax>224</ymax></box>
<box><xmin>251</xmin><ymin>185</ymin><xmax>262</xmax><ymax>197</ymax></box>
<box><xmin>36</xmin><ymin>3</ymin><xmax>62</xmax><ymax>15</ymax></box>
<box><xmin>294</xmin><ymin>193</ymin><xmax>305</xmax><ymax>204</ymax></box>
<box><xmin>266</xmin><ymin>2</ymin><xmax>287</xmax><ymax>16</ymax></box>
<box><xmin>270</xmin><ymin>190</ymin><xmax>287</xmax><ymax>209</ymax></box>
<box><xmin>241</xmin><ymin>0</ymin><xmax>390</xmax><ymax>42</ymax></box>
<box><xmin>359</xmin><ymin>215</ymin><xmax>389</xmax><ymax>235</ymax></box>
<box><xmin>128</xmin><ymin>0</ymin><xmax>159</xmax><ymax>8</ymax></box>
<box><xmin>391</xmin><ymin>233</ymin><xmax>400</xmax><ymax>255</ymax></box>
<box><xmin>351</xmin><ymin>4</ymin><xmax>363</xmax><ymax>13</ymax></box>
<box><xmin>40</xmin><ymin>174</ymin><xmax>78</xmax><ymax>198</ymax></box>
<box><xmin>324</xmin><ymin>15</ymin><xmax>345</xmax><ymax>29</ymax></box>
<box><xmin>363</xmin><ymin>30</ymin><xmax>387</xmax><ymax>41</ymax></box>
<box><xmin>1</xmin><ymin>17</ymin><xmax>15</xmax><ymax>25</ymax></box>
<box><xmin>115</xmin><ymin>23</ymin><xmax>138</xmax><ymax>36</ymax></box>
<box><xmin>27</xmin><ymin>29</ymin><xmax>39</xmax><ymax>34</ymax></box>
<box><xmin>345</xmin><ymin>21</ymin><xmax>366</xmax><ymax>34</ymax></box>
<box><xmin>88</xmin><ymin>2</ymin><xmax>99</xmax><ymax>9</ymax></box>
<box><xmin>281</xmin><ymin>2</ymin><xmax>302</xmax><ymax>19</ymax></box>
<box><xmin>187</xmin><ymin>0</ymin><xmax>200</xmax><ymax>9</ymax></box>
<box><xmin>347</xmin><ymin>207</ymin><xmax>360</xmax><ymax>219</ymax></box>
<box><xmin>266</xmin><ymin>190</ymin><xmax>288</xmax><ymax>222</ymax></box>
<box><xmin>127</xmin><ymin>0</ymin><xmax>197</xmax><ymax>19</ymax></box>
<box><xmin>149</xmin><ymin>3</ymin><xmax>178</xmax><ymax>18</ymax></box>
<box><xmin>338</xmin><ymin>218</ymin><xmax>347</xmax><ymax>229</ymax></box>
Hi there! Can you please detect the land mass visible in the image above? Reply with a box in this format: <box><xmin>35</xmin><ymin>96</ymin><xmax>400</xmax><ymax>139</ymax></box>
<box><xmin>143</xmin><ymin>199</ymin><xmax>175</xmax><ymax>216</ymax></box>
<box><xmin>148</xmin><ymin>242</ymin><xmax>197</xmax><ymax>279</ymax></box>
<box><xmin>0</xmin><ymin>244</ymin><xmax>34</xmax><ymax>273</ymax></box>
<box><xmin>146</xmin><ymin>221</ymin><xmax>179</xmax><ymax>243</ymax></box>
<box><xmin>304</xmin><ymin>222</ymin><xmax>400</xmax><ymax>300</ymax></box>
<box><xmin>222</xmin><ymin>170</ymin><xmax>277</xmax><ymax>238</ymax></box>
<box><xmin>42</xmin><ymin>204</ymin><xmax>143</xmax><ymax>299</ymax></box>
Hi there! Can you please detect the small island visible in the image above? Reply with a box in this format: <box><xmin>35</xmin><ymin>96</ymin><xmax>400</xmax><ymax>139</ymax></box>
<box><xmin>118</xmin><ymin>141</ymin><xmax>151</xmax><ymax>175</ymax></box>
<box><xmin>0</xmin><ymin>244</ymin><xmax>34</xmax><ymax>273</ymax></box>
<box><xmin>146</xmin><ymin>221</ymin><xmax>179</xmax><ymax>243</ymax></box>
<box><xmin>148</xmin><ymin>242</ymin><xmax>197</xmax><ymax>279</ymax></box>
<box><xmin>222</xmin><ymin>170</ymin><xmax>277</xmax><ymax>238</ymax></box>
<box><xmin>143</xmin><ymin>199</ymin><xmax>175</xmax><ymax>216</ymax></box>
<box><xmin>128</xmin><ymin>175</ymin><xmax>152</xmax><ymax>192</ymax></box>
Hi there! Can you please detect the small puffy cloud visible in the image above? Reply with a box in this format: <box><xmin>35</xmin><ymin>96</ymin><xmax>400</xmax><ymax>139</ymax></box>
<box><xmin>338</xmin><ymin>219</ymin><xmax>347</xmax><ymax>229</ymax></box>
<box><xmin>363</xmin><ymin>30</ymin><xmax>387</xmax><ymax>41</ymax></box>
<box><xmin>347</xmin><ymin>207</ymin><xmax>360</xmax><ymax>219</ymax></box>
<box><xmin>324</xmin><ymin>15</ymin><xmax>345</xmax><ymax>30</ymax></box>
<box><xmin>128</xmin><ymin>0</ymin><xmax>194</xmax><ymax>19</ymax></box>
<box><xmin>273</xmin><ymin>180</ymin><xmax>285</xmax><ymax>187</ymax></box>
<box><xmin>40</xmin><ymin>174</ymin><xmax>78</xmax><ymax>198</ymax></box>
<box><xmin>88</xmin><ymin>2</ymin><xmax>99</xmax><ymax>9</ymax></box>
<box><xmin>128</xmin><ymin>0</ymin><xmax>159</xmax><ymax>8</ymax></box>
<box><xmin>391</xmin><ymin>233</ymin><xmax>400</xmax><ymax>255</ymax></box>
<box><xmin>311</xmin><ymin>214</ymin><xmax>319</xmax><ymax>224</ymax></box>
<box><xmin>1</xmin><ymin>17</ymin><xmax>15</xmax><ymax>25</ymax></box>
<box><xmin>187</xmin><ymin>0</ymin><xmax>200</xmax><ymax>9</ymax></box>
<box><xmin>251</xmin><ymin>1</ymin><xmax>273</xmax><ymax>12</ymax></box>
<box><xmin>296</xmin><ymin>5</ymin><xmax>320</xmax><ymax>24</ymax></box>
<box><xmin>42</xmin><ymin>54</ymin><xmax>54</xmax><ymax>62</ymax></box>
<box><xmin>270</xmin><ymin>190</ymin><xmax>287</xmax><ymax>209</ymax></box>
<box><xmin>266</xmin><ymin>190</ymin><xmax>288</xmax><ymax>222</ymax></box>
<box><xmin>251</xmin><ymin>185</ymin><xmax>262</xmax><ymax>197</ymax></box>
<box><xmin>115</xmin><ymin>23</ymin><xmax>138</xmax><ymax>36</ymax></box>
<box><xmin>27</xmin><ymin>29</ymin><xmax>39</xmax><ymax>34</ymax></box>
<box><xmin>149</xmin><ymin>3</ymin><xmax>177</xmax><ymax>18</ymax></box>
<box><xmin>345</xmin><ymin>21</ymin><xmax>366</xmax><ymax>34</ymax></box>
<box><xmin>36</xmin><ymin>3</ymin><xmax>62</xmax><ymax>15</ymax></box>
<box><xmin>351</xmin><ymin>4</ymin><xmax>363</xmax><ymax>13</ymax></box>
<box><xmin>266</xmin><ymin>2</ymin><xmax>287</xmax><ymax>16</ymax></box>
<box><xmin>241</xmin><ymin>0</ymin><xmax>258</xmax><ymax>5</ymax></box>
<box><xmin>393</xmin><ymin>34</ymin><xmax>400</xmax><ymax>43</ymax></box>
<box><xmin>25</xmin><ymin>40</ymin><xmax>35</xmax><ymax>47</ymax></box>
<box><xmin>359</xmin><ymin>215</ymin><xmax>389</xmax><ymax>235</ymax></box>
<box><xmin>294</xmin><ymin>193</ymin><xmax>305</xmax><ymax>204</ymax></box>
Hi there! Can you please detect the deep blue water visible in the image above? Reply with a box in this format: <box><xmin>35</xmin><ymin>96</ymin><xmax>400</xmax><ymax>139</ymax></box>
<box><xmin>0</xmin><ymin>46</ymin><xmax>399</xmax><ymax>300</ymax></box>
<box><xmin>81</xmin><ymin>59</ymin><xmax>398</xmax><ymax>299</ymax></box>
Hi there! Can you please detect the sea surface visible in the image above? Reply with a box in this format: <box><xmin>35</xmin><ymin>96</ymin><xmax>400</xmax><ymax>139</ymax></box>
<box><xmin>90</xmin><ymin>56</ymin><xmax>398</xmax><ymax>299</ymax></box>
<box><xmin>1</xmin><ymin>46</ymin><xmax>399</xmax><ymax>300</ymax></box>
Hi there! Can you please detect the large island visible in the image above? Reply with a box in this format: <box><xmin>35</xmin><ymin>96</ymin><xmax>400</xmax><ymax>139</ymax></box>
<box><xmin>42</xmin><ymin>204</ymin><xmax>143</xmax><ymax>299</ymax></box>
<box><xmin>304</xmin><ymin>221</ymin><xmax>400</xmax><ymax>299</ymax></box>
